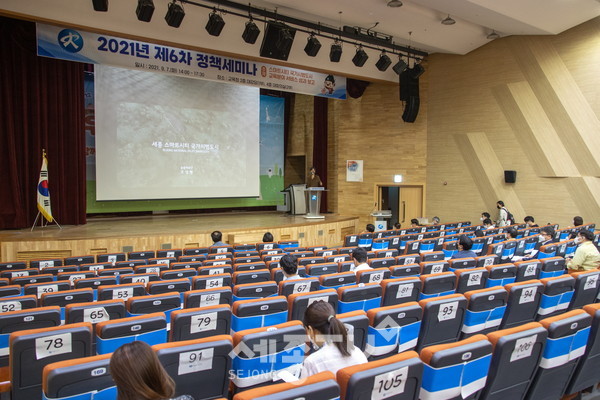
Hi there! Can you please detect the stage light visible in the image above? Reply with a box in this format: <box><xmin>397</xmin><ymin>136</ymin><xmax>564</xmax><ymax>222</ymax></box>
<box><xmin>392</xmin><ymin>58</ymin><xmax>407</xmax><ymax>75</ymax></box>
<box><xmin>206</xmin><ymin>10</ymin><xmax>225</xmax><ymax>36</ymax></box>
<box><xmin>92</xmin><ymin>0</ymin><xmax>108</xmax><ymax>12</ymax></box>
<box><xmin>409</xmin><ymin>63</ymin><xmax>425</xmax><ymax>78</ymax></box>
<box><xmin>304</xmin><ymin>34</ymin><xmax>322</xmax><ymax>57</ymax></box>
<box><xmin>136</xmin><ymin>0</ymin><xmax>155</xmax><ymax>22</ymax></box>
<box><xmin>375</xmin><ymin>51</ymin><xmax>392</xmax><ymax>71</ymax></box>
<box><xmin>242</xmin><ymin>20</ymin><xmax>260</xmax><ymax>44</ymax></box>
<box><xmin>329</xmin><ymin>40</ymin><xmax>342</xmax><ymax>62</ymax></box>
<box><xmin>165</xmin><ymin>1</ymin><xmax>185</xmax><ymax>28</ymax></box>
<box><xmin>352</xmin><ymin>46</ymin><xmax>368</xmax><ymax>67</ymax></box>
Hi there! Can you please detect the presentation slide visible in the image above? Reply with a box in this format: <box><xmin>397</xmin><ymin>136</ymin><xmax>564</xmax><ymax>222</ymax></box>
<box><xmin>95</xmin><ymin>65</ymin><xmax>260</xmax><ymax>200</ymax></box>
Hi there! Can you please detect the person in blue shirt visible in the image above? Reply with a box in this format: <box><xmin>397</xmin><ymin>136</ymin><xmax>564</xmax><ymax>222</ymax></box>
<box><xmin>451</xmin><ymin>235</ymin><xmax>478</xmax><ymax>259</ymax></box>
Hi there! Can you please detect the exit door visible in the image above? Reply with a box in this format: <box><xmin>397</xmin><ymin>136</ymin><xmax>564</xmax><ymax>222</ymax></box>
<box><xmin>379</xmin><ymin>185</ymin><xmax>424</xmax><ymax>227</ymax></box>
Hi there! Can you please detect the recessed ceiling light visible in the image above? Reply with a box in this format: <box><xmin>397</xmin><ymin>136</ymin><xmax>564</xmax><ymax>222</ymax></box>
<box><xmin>387</xmin><ymin>0</ymin><xmax>403</xmax><ymax>8</ymax></box>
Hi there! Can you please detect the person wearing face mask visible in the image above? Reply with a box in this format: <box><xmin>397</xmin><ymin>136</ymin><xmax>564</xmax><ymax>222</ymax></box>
<box><xmin>566</xmin><ymin>230</ymin><xmax>600</xmax><ymax>272</ymax></box>
<box><xmin>522</xmin><ymin>226</ymin><xmax>556</xmax><ymax>261</ymax></box>
<box><xmin>306</xmin><ymin>166</ymin><xmax>323</xmax><ymax>188</ymax></box>
<box><xmin>300</xmin><ymin>301</ymin><xmax>367</xmax><ymax>378</ymax></box>
<box><xmin>496</xmin><ymin>200</ymin><xmax>512</xmax><ymax>227</ymax></box>
<box><xmin>480</xmin><ymin>212</ymin><xmax>491</xmax><ymax>223</ymax></box>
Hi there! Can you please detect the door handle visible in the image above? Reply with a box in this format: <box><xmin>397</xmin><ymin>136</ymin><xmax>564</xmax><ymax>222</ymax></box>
<box><xmin>402</xmin><ymin>201</ymin><xmax>406</xmax><ymax>222</ymax></box>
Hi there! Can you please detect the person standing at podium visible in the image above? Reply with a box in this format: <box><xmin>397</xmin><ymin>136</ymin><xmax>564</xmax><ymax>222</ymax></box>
<box><xmin>306</xmin><ymin>166</ymin><xmax>323</xmax><ymax>187</ymax></box>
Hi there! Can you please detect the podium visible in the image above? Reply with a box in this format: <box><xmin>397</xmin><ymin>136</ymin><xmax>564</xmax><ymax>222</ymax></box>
<box><xmin>304</xmin><ymin>187</ymin><xmax>326</xmax><ymax>219</ymax></box>
<box><xmin>285</xmin><ymin>184</ymin><xmax>307</xmax><ymax>215</ymax></box>
<box><xmin>371</xmin><ymin>210</ymin><xmax>392</xmax><ymax>231</ymax></box>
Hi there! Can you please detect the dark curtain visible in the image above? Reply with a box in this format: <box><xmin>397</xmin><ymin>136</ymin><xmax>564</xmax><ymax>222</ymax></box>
<box><xmin>0</xmin><ymin>17</ymin><xmax>86</xmax><ymax>229</ymax></box>
<box><xmin>313</xmin><ymin>96</ymin><xmax>328</xmax><ymax>213</ymax></box>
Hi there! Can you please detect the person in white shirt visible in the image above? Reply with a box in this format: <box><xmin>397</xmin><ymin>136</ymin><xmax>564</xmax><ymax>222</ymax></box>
<box><xmin>482</xmin><ymin>218</ymin><xmax>495</xmax><ymax>230</ymax></box>
<box><xmin>280</xmin><ymin>253</ymin><xmax>301</xmax><ymax>281</ymax></box>
<box><xmin>300</xmin><ymin>301</ymin><xmax>368</xmax><ymax>378</ymax></box>
<box><xmin>350</xmin><ymin>247</ymin><xmax>371</xmax><ymax>273</ymax></box>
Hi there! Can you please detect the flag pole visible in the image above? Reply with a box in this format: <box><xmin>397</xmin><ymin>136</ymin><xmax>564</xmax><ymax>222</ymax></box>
<box><xmin>32</xmin><ymin>149</ymin><xmax>62</xmax><ymax>231</ymax></box>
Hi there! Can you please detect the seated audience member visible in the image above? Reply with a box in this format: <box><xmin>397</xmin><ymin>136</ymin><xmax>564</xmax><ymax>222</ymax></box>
<box><xmin>566</xmin><ymin>230</ymin><xmax>600</xmax><ymax>272</ymax></box>
<box><xmin>301</xmin><ymin>301</ymin><xmax>368</xmax><ymax>378</ymax></box>
<box><xmin>394</xmin><ymin>222</ymin><xmax>402</xmax><ymax>229</ymax></box>
<box><xmin>364</xmin><ymin>223</ymin><xmax>375</xmax><ymax>233</ymax></box>
<box><xmin>262</xmin><ymin>232</ymin><xmax>274</xmax><ymax>243</ymax></box>
<box><xmin>525</xmin><ymin>226</ymin><xmax>556</xmax><ymax>260</ymax></box>
<box><xmin>474</xmin><ymin>229</ymin><xmax>485</xmax><ymax>238</ymax></box>
<box><xmin>524</xmin><ymin>216</ymin><xmax>538</xmax><ymax>227</ymax></box>
<box><xmin>432</xmin><ymin>216</ymin><xmax>441</xmax><ymax>225</ymax></box>
<box><xmin>110</xmin><ymin>341</ymin><xmax>193</xmax><ymax>400</ymax></box>
<box><xmin>210</xmin><ymin>231</ymin><xmax>226</xmax><ymax>247</ymax></box>
<box><xmin>451</xmin><ymin>235</ymin><xmax>478</xmax><ymax>259</ymax></box>
<box><xmin>280</xmin><ymin>254</ymin><xmax>301</xmax><ymax>281</ymax></box>
<box><xmin>481</xmin><ymin>212</ymin><xmax>491</xmax><ymax>222</ymax></box>
<box><xmin>482</xmin><ymin>219</ymin><xmax>495</xmax><ymax>230</ymax></box>
<box><xmin>351</xmin><ymin>247</ymin><xmax>371</xmax><ymax>273</ymax></box>
<box><xmin>410</xmin><ymin>218</ymin><xmax>420</xmax><ymax>228</ymax></box>
<box><xmin>506</xmin><ymin>228</ymin><xmax>518</xmax><ymax>240</ymax></box>
<box><xmin>569</xmin><ymin>216</ymin><xmax>584</xmax><ymax>239</ymax></box>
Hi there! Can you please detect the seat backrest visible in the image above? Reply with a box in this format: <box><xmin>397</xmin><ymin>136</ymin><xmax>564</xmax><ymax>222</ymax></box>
<box><xmin>337</xmin><ymin>351</ymin><xmax>423</xmax><ymax>400</ymax></box>
<box><xmin>64</xmin><ymin>299</ymin><xmax>126</xmax><ymax>325</ymax></box>
<box><xmin>183</xmin><ymin>287</ymin><xmax>233</xmax><ymax>308</ymax></box>
<box><xmin>482</xmin><ymin>322</ymin><xmax>547</xmax><ymax>400</ymax></box>
<box><xmin>419</xmin><ymin>261</ymin><xmax>449</xmax><ymax>275</ymax></box>
<box><xmin>62</xmin><ymin>255</ymin><xmax>94</xmax><ymax>266</ymax></box>
<box><xmin>395</xmin><ymin>254</ymin><xmax>421</xmax><ymax>266</ymax></box>
<box><xmin>95</xmin><ymin>312</ymin><xmax>167</xmax><ymax>354</ymax></box>
<box><xmin>9</xmin><ymin>322</ymin><xmax>93</xmax><ymax>400</ymax></box>
<box><xmin>537</xmin><ymin>243</ymin><xmax>557</xmax><ymax>260</ymax></box>
<box><xmin>277</xmin><ymin>277</ymin><xmax>318</xmax><ymax>296</ymax></box>
<box><xmin>170</xmin><ymin>305</ymin><xmax>231</xmax><ymax>342</ymax></box>
<box><xmin>96</xmin><ymin>252</ymin><xmax>126</xmax><ymax>263</ymax></box>
<box><xmin>154</xmin><ymin>335</ymin><xmax>233</xmax><ymax>400</ymax></box>
<box><xmin>96</xmin><ymin>283</ymin><xmax>146</xmax><ymax>302</ymax></box>
<box><xmin>0</xmin><ymin>295</ymin><xmax>37</xmax><ymax>313</ymax></box>
<box><xmin>231</xmin><ymin>296</ymin><xmax>288</xmax><ymax>332</ymax></box>
<box><xmin>325</xmin><ymin>254</ymin><xmax>351</xmax><ymax>264</ymax></box>
<box><xmin>97</xmin><ymin>267</ymin><xmax>134</xmax><ymax>277</ymax></box>
<box><xmin>233</xmin><ymin>270</ymin><xmax>270</xmax><ymax>285</ymax></box>
<box><xmin>454</xmin><ymin>267</ymin><xmax>488</xmax><ymax>294</ymax></box>
<box><xmin>233</xmin><ymin>261</ymin><xmax>267</xmax><ymax>272</ymax></box>
<box><xmin>209</xmin><ymin>245</ymin><xmax>234</xmax><ymax>254</ymax></box>
<box><xmin>375</xmin><ymin>249</ymin><xmax>399</xmax><ymax>259</ymax></box>
<box><xmin>461</xmin><ymin>287</ymin><xmax>507</xmax><ymax>338</ymax></box>
<box><xmin>156</xmin><ymin>248</ymin><xmax>183</xmax><ymax>259</ymax></box>
<box><xmin>501</xmin><ymin>280</ymin><xmax>545</xmax><ymax>330</ymax></box>
<box><xmin>537</xmin><ymin>275</ymin><xmax>576</xmax><ymax>320</ymax></box>
<box><xmin>485</xmin><ymin>263</ymin><xmax>517</xmax><ymax>287</ymax></box>
<box><xmin>128</xmin><ymin>250</ymin><xmax>156</xmax><ymax>260</ymax></box>
<box><xmin>192</xmin><ymin>273</ymin><xmax>233</xmax><ymax>290</ymax></box>
<box><xmin>566</xmin><ymin>303</ymin><xmax>600</xmax><ymax>394</ymax></box>
<box><xmin>0</xmin><ymin>306</ymin><xmax>61</xmax><ymax>366</ymax></box>
<box><xmin>147</xmin><ymin>278</ymin><xmax>191</xmax><ymax>295</ymax></box>
<box><xmin>366</xmin><ymin>302</ymin><xmax>422</xmax><ymax>359</ymax></box>
<box><xmin>527</xmin><ymin>310</ymin><xmax>592</xmax><ymax>400</ymax></box>
<box><xmin>42</xmin><ymin>354</ymin><xmax>115</xmax><ymax>400</ymax></box>
<box><xmin>161</xmin><ymin>268</ymin><xmax>198</xmax><ymax>281</ymax></box>
<box><xmin>337</xmin><ymin>283</ymin><xmax>382</xmax><ymax>314</ymax></box>
<box><xmin>115</xmin><ymin>260</ymin><xmax>147</xmax><ymax>268</ymax></box>
<box><xmin>417</xmin><ymin>294</ymin><xmax>467</xmax><ymax>351</ymax></box>
<box><xmin>0</xmin><ymin>285</ymin><xmax>25</xmax><ymax>298</ymax></box>
<box><xmin>78</xmin><ymin>262</ymin><xmax>113</xmax><ymax>273</ymax></box>
<box><xmin>448</xmin><ymin>258</ymin><xmax>476</xmax><ymax>271</ymax></box>
<box><xmin>418</xmin><ymin>272</ymin><xmax>456</xmax><ymax>300</ymax></box>
<box><xmin>421</xmin><ymin>251</ymin><xmax>445</xmax><ymax>262</ymax></box>
<box><xmin>30</xmin><ymin>259</ymin><xmax>64</xmax><ymax>270</ymax></box>
<box><xmin>23</xmin><ymin>281</ymin><xmax>71</xmax><ymax>298</ymax></box>
<box><xmin>356</xmin><ymin>268</ymin><xmax>391</xmax><ymax>284</ymax></box>
<box><xmin>514</xmin><ymin>260</ymin><xmax>542</xmax><ymax>282</ymax></box>
<box><xmin>231</xmin><ymin>321</ymin><xmax>306</xmax><ymax>392</ymax></box>
<box><xmin>539</xmin><ymin>256</ymin><xmax>565</xmax><ymax>279</ymax></box>
<box><xmin>74</xmin><ymin>276</ymin><xmax>118</xmax><ymax>290</ymax></box>
<box><xmin>233</xmin><ymin>371</ymin><xmax>339</xmax><ymax>400</ymax></box>
<box><xmin>40</xmin><ymin>288</ymin><xmax>95</xmax><ymax>310</ymax></box>
<box><xmin>569</xmin><ymin>270</ymin><xmax>600</xmax><ymax>310</ymax></box>
<box><xmin>337</xmin><ymin>310</ymin><xmax>369</xmax><ymax>352</ymax></box>
<box><xmin>182</xmin><ymin>247</ymin><xmax>209</xmax><ymax>256</ymax></box>
<box><xmin>475</xmin><ymin>254</ymin><xmax>499</xmax><ymax>268</ymax></box>
<box><xmin>287</xmin><ymin>289</ymin><xmax>339</xmax><ymax>321</ymax></box>
<box><xmin>381</xmin><ymin>277</ymin><xmax>421</xmax><ymax>306</ymax></box>
<box><xmin>317</xmin><ymin>272</ymin><xmax>356</xmax><ymax>290</ymax></box>
<box><xmin>127</xmin><ymin>292</ymin><xmax>182</xmax><ymax>321</ymax></box>
<box><xmin>420</xmin><ymin>334</ymin><xmax>492</xmax><ymax>400</ymax></box>
<box><xmin>305</xmin><ymin>262</ymin><xmax>339</xmax><ymax>277</ymax></box>
<box><xmin>232</xmin><ymin>282</ymin><xmax>279</xmax><ymax>302</ymax></box>
<box><xmin>171</xmin><ymin>261</ymin><xmax>203</xmax><ymax>270</ymax></box>
<box><xmin>368</xmin><ymin>257</ymin><xmax>396</xmax><ymax>269</ymax></box>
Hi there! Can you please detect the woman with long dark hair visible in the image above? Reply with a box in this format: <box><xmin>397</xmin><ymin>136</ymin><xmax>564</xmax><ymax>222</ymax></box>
<box><xmin>300</xmin><ymin>301</ymin><xmax>367</xmax><ymax>377</ymax></box>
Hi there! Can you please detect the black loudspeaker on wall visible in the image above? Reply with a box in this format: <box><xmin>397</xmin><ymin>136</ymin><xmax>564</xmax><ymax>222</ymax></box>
<box><xmin>400</xmin><ymin>70</ymin><xmax>420</xmax><ymax>123</ymax></box>
<box><xmin>504</xmin><ymin>170</ymin><xmax>517</xmax><ymax>183</ymax></box>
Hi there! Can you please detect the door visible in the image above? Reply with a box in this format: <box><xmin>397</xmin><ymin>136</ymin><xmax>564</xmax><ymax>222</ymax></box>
<box><xmin>399</xmin><ymin>186</ymin><xmax>423</xmax><ymax>225</ymax></box>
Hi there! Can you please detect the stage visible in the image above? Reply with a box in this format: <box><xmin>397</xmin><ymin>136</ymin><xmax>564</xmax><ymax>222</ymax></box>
<box><xmin>0</xmin><ymin>211</ymin><xmax>360</xmax><ymax>263</ymax></box>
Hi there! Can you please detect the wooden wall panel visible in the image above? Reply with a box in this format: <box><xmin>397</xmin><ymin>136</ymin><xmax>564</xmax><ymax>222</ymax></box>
<box><xmin>427</xmin><ymin>17</ymin><xmax>600</xmax><ymax>226</ymax></box>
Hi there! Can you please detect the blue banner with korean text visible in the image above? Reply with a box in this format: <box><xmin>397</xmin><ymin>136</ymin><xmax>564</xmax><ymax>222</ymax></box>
<box><xmin>36</xmin><ymin>23</ymin><xmax>346</xmax><ymax>100</ymax></box>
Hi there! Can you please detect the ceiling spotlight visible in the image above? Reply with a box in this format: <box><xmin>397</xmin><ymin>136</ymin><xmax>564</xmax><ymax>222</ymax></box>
<box><xmin>387</xmin><ymin>0</ymin><xmax>403</xmax><ymax>7</ymax></box>
<box><xmin>206</xmin><ymin>9</ymin><xmax>225</xmax><ymax>36</ymax></box>
<box><xmin>136</xmin><ymin>0</ymin><xmax>154</xmax><ymax>22</ymax></box>
<box><xmin>242</xmin><ymin>20</ymin><xmax>260</xmax><ymax>44</ymax></box>
<box><xmin>441</xmin><ymin>15</ymin><xmax>455</xmax><ymax>25</ymax></box>
<box><xmin>165</xmin><ymin>1</ymin><xmax>185</xmax><ymax>28</ymax></box>
<box><xmin>330</xmin><ymin>40</ymin><xmax>342</xmax><ymax>62</ymax></box>
<box><xmin>352</xmin><ymin>46</ymin><xmax>369</xmax><ymax>67</ymax></box>
<box><xmin>409</xmin><ymin>63</ymin><xmax>425</xmax><ymax>79</ymax></box>
<box><xmin>487</xmin><ymin>30</ymin><xmax>500</xmax><ymax>39</ymax></box>
<box><xmin>375</xmin><ymin>51</ymin><xmax>392</xmax><ymax>71</ymax></box>
<box><xmin>92</xmin><ymin>0</ymin><xmax>108</xmax><ymax>12</ymax></box>
<box><xmin>392</xmin><ymin>58</ymin><xmax>408</xmax><ymax>75</ymax></box>
<box><xmin>304</xmin><ymin>33</ymin><xmax>322</xmax><ymax>57</ymax></box>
